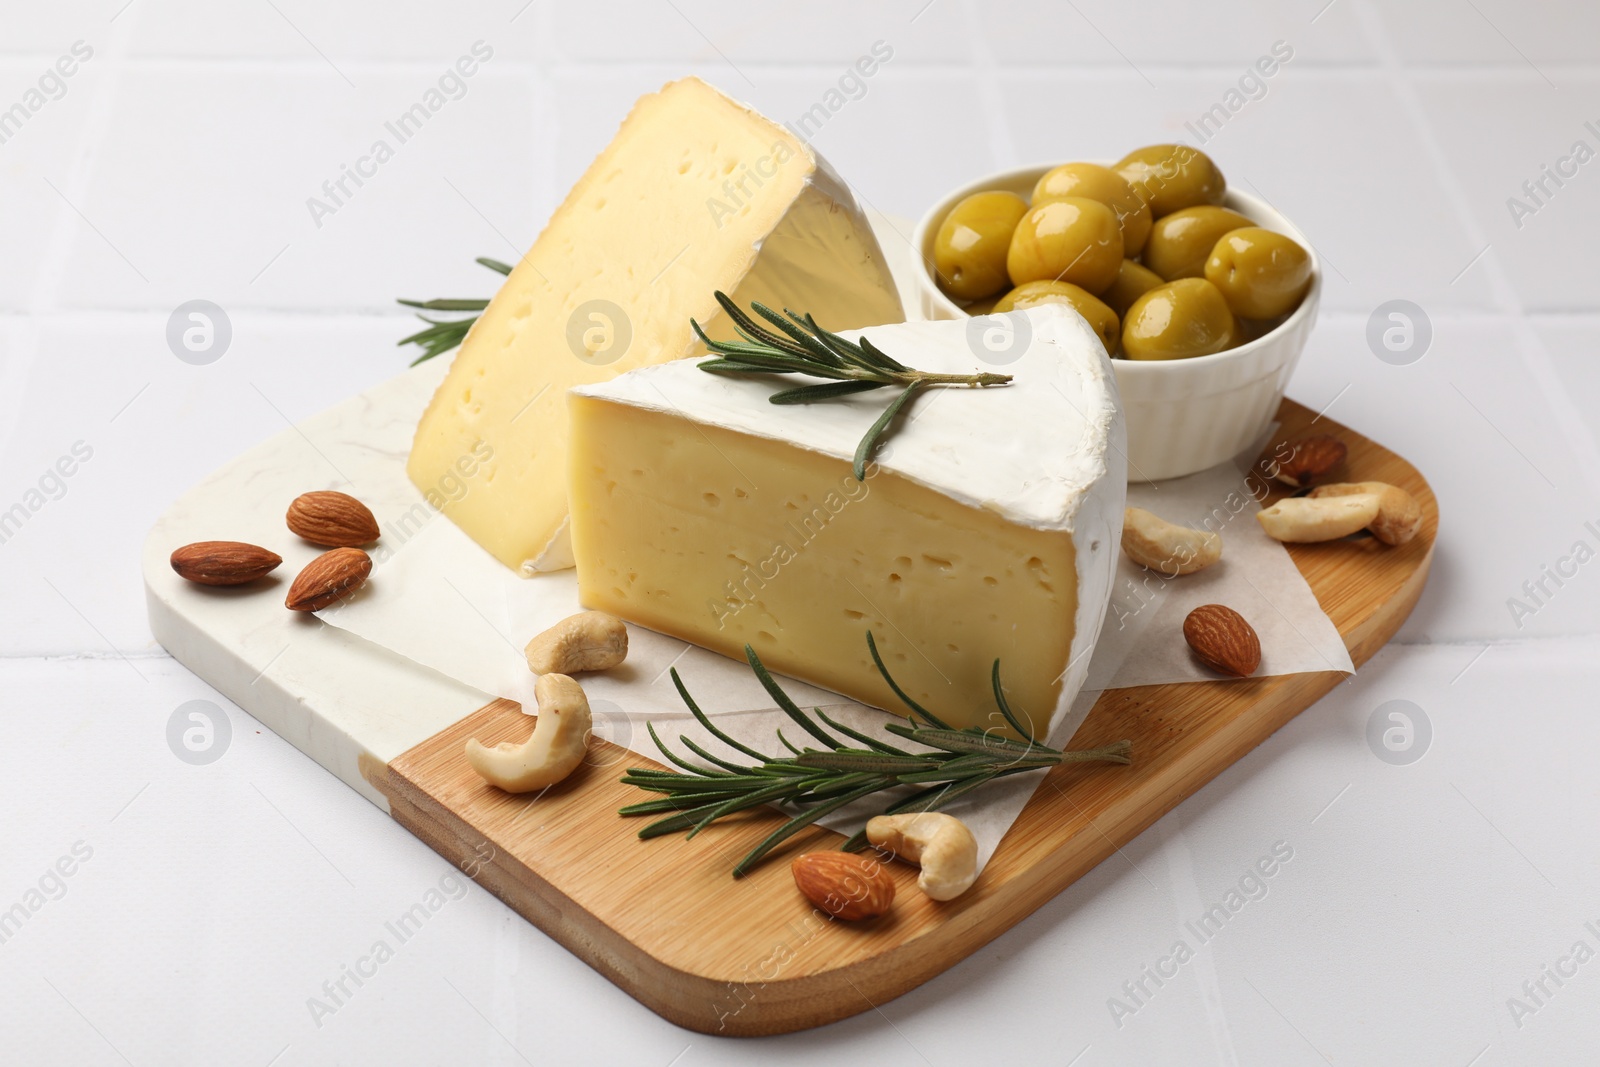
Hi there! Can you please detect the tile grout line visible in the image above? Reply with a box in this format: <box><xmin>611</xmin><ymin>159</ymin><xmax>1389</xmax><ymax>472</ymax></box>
<box><xmin>29</xmin><ymin>8</ymin><xmax>142</xmax><ymax>316</ymax></box>
<box><xmin>1351</xmin><ymin>0</ymin><xmax>1600</xmax><ymax>503</ymax></box>
<box><xmin>953</xmin><ymin>0</ymin><xmax>1019</xmax><ymax>170</ymax></box>
<box><xmin>527</xmin><ymin>0</ymin><xmax>560</xmax><ymax>295</ymax></box>
<box><xmin>1158</xmin><ymin>819</ymin><xmax>1244</xmax><ymax>1066</ymax></box>
<box><xmin>0</xmin><ymin>8</ymin><xmax>142</xmax><ymax>480</ymax></box>
<box><xmin>0</xmin><ymin>50</ymin><xmax>1596</xmax><ymax>77</ymax></box>
<box><xmin>13</xmin><ymin>305</ymin><xmax>1600</xmax><ymax>322</ymax></box>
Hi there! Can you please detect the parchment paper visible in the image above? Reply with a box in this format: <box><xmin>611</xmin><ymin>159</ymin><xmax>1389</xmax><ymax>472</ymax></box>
<box><xmin>1087</xmin><ymin>455</ymin><xmax>1354</xmax><ymax>689</ymax></box>
<box><xmin>318</xmin><ymin>442</ymin><xmax>1350</xmax><ymax>877</ymax></box>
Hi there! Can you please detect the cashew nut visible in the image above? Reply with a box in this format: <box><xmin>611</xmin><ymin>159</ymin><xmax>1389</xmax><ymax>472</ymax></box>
<box><xmin>465</xmin><ymin>673</ymin><xmax>592</xmax><ymax>792</ymax></box>
<box><xmin>524</xmin><ymin>610</ymin><xmax>628</xmax><ymax>675</ymax></box>
<box><xmin>1309</xmin><ymin>481</ymin><xmax>1422</xmax><ymax>546</ymax></box>
<box><xmin>1256</xmin><ymin>492</ymin><xmax>1381</xmax><ymax>543</ymax></box>
<box><xmin>865</xmin><ymin>812</ymin><xmax>979</xmax><ymax>901</ymax></box>
<box><xmin>1122</xmin><ymin>507</ymin><xmax>1222</xmax><ymax>576</ymax></box>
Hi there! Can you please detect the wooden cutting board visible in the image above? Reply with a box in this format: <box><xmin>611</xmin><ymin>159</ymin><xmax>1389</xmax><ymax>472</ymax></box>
<box><xmin>357</xmin><ymin>399</ymin><xmax>1434</xmax><ymax>1036</ymax></box>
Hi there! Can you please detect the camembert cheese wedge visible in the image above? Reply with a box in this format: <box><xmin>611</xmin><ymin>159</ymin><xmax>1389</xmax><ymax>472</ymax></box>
<box><xmin>407</xmin><ymin>77</ymin><xmax>904</xmax><ymax>574</ymax></box>
<box><xmin>567</xmin><ymin>306</ymin><xmax>1127</xmax><ymax>736</ymax></box>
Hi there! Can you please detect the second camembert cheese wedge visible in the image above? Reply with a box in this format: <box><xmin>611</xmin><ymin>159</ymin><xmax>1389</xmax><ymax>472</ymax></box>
<box><xmin>407</xmin><ymin>77</ymin><xmax>903</xmax><ymax>575</ymax></box>
<box><xmin>566</xmin><ymin>306</ymin><xmax>1126</xmax><ymax>736</ymax></box>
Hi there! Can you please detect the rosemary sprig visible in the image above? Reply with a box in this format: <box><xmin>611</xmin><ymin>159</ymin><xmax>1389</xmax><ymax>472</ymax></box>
<box><xmin>619</xmin><ymin>632</ymin><xmax>1131</xmax><ymax>877</ymax></box>
<box><xmin>396</xmin><ymin>276</ymin><xmax>1013</xmax><ymax>475</ymax></box>
<box><xmin>396</xmin><ymin>256</ymin><xmax>513</xmax><ymax>365</ymax></box>
<box><xmin>692</xmin><ymin>292</ymin><xmax>1014</xmax><ymax>479</ymax></box>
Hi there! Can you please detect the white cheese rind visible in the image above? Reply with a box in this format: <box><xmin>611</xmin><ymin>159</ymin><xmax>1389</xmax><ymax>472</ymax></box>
<box><xmin>572</xmin><ymin>305</ymin><xmax>1122</xmax><ymax>533</ymax></box>
<box><xmin>1060</xmin><ymin>412</ymin><xmax>1127</xmax><ymax>737</ymax></box>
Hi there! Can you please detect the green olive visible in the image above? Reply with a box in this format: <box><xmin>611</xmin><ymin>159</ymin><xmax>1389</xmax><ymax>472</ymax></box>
<box><xmin>1203</xmin><ymin>226</ymin><xmax>1313</xmax><ymax>319</ymax></box>
<box><xmin>1121</xmin><ymin>278</ymin><xmax>1238</xmax><ymax>360</ymax></box>
<box><xmin>1032</xmin><ymin>162</ymin><xmax>1152</xmax><ymax>257</ymax></box>
<box><xmin>1100</xmin><ymin>259</ymin><xmax>1166</xmax><ymax>317</ymax></box>
<box><xmin>1234</xmin><ymin>316</ymin><xmax>1276</xmax><ymax>346</ymax></box>
<box><xmin>1142</xmin><ymin>206</ymin><xmax>1254</xmax><ymax>281</ymax></box>
<box><xmin>1115</xmin><ymin>144</ymin><xmax>1227</xmax><ymax>217</ymax></box>
<box><xmin>1006</xmin><ymin>198</ymin><xmax>1123</xmax><ymax>294</ymax></box>
<box><xmin>993</xmin><ymin>281</ymin><xmax>1119</xmax><ymax>355</ymax></box>
<box><xmin>934</xmin><ymin>190</ymin><xmax>1030</xmax><ymax>301</ymax></box>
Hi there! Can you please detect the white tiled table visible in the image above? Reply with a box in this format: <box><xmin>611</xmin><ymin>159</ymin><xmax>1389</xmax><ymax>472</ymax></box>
<box><xmin>4</xmin><ymin>2</ymin><xmax>1599</xmax><ymax>1063</ymax></box>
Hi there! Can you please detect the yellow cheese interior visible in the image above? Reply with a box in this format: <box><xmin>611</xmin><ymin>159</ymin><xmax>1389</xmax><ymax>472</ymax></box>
<box><xmin>407</xmin><ymin>77</ymin><xmax>903</xmax><ymax>574</ymax></box>
<box><xmin>567</xmin><ymin>395</ymin><xmax>1078</xmax><ymax>735</ymax></box>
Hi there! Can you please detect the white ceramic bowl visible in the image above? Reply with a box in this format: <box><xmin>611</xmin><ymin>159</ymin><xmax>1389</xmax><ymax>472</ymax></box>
<box><xmin>910</xmin><ymin>163</ymin><xmax>1321</xmax><ymax>482</ymax></box>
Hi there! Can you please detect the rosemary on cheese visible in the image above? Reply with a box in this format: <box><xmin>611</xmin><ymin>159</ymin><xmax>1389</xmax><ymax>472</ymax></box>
<box><xmin>399</xmin><ymin>274</ymin><xmax>1014</xmax><ymax>478</ymax></box>
<box><xmin>693</xmin><ymin>292</ymin><xmax>1013</xmax><ymax>479</ymax></box>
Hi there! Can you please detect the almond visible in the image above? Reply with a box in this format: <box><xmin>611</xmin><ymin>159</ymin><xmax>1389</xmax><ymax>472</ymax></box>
<box><xmin>285</xmin><ymin>547</ymin><xmax>372</xmax><ymax>612</ymax></box>
<box><xmin>1182</xmin><ymin>604</ymin><xmax>1261</xmax><ymax>678</ymax></box>
<box><xmin>1274</xmin><ymin>433</ymin><xmax>1347</xmax><ymax>489</ymax></box>
<box><xmin>791</xmin><ymin>851</ymin><xmax>895</xmax><ymax>921</ymax></box>
<box><xmin>170</xmin><ymin>541</ymin><xmax>283</xmax><ymax>586</ymax></box>
<box><xmin>286</xmin><ymin>491</ymin><xmax>380</xmax><ymax>547</ymax></box>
